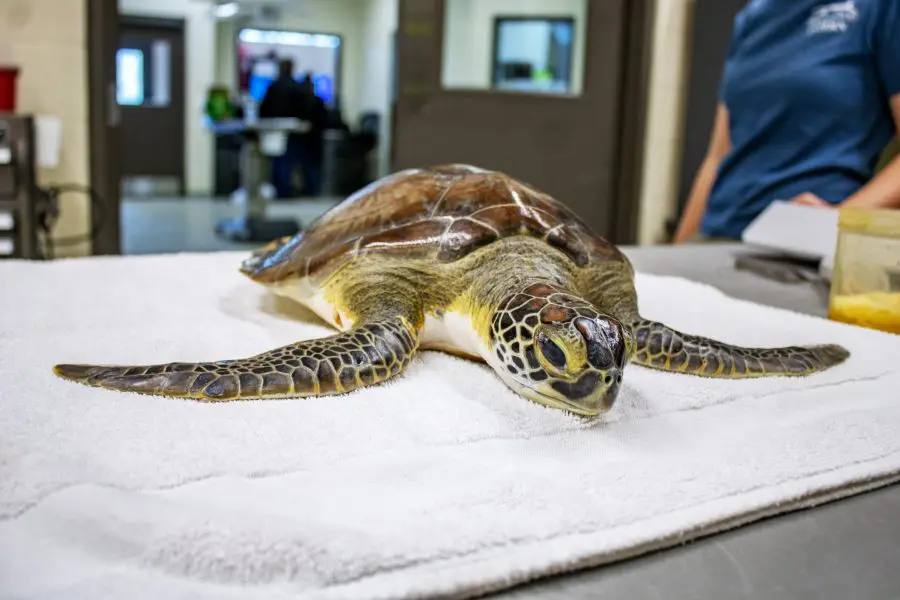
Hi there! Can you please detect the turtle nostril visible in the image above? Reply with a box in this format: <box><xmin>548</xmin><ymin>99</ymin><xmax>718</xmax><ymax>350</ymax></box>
<box><xmin>603</xmin><ymin>369</ymin><xmax>622</xmax><ymax>387</ymax></box>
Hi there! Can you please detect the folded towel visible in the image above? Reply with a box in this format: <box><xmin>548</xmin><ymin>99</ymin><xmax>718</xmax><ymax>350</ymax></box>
<box><xmin>1</xmin><ymin>251</ymin><xmax>899</xmax><ymax>600</ymax></box>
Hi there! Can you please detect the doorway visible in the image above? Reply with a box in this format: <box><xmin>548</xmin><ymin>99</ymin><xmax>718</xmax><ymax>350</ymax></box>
<box><xmin>117</xmin><ymin>16</ymin><xmax>186</xmax><ymax>197</ymax></box>
<box><xmin>391</xmin><ymin>0</ymin><xmax>653</xmax><ymax>244</ymax></box>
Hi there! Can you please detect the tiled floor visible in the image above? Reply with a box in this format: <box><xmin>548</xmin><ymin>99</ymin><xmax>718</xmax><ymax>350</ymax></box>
<box><xmin>121</xmin><ymin>196</ymin><xmax>340</xmax><ymax>255</ymax></box>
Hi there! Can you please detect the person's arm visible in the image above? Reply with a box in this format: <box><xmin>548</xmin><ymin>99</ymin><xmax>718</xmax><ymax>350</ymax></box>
<box><xmin>792</xmin><ymin>99</ymin><xmax>900</xmax><ymax>210</ymax></box>
<box><xmin>844</xmin><ymin>0</ymin><xmax>900</xmax><ymax>209</ymax></box>
<box><xmin>673</xmin><ymin>103</ymin><xmax>732</xmax><ymax>243</ymax></box>
<box><xmin>840</xmin><ymin>95</ymin><xmax>900</xmax><ymax>209</ymax></box>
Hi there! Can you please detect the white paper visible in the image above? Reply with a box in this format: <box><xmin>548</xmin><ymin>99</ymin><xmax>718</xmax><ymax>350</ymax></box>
<box><xmin>34</xmin><ymin>114</ymin><xmax>62</xmax><ymax>168</ymax></box>
<box><xmin>0</xmin><ymin>210</ymin><xmax>13</xmax><ymax>230</ymax></box>
<box><xmin>741</xmin><ymin>200</ymin><xmax>840</xmax><ymax>262</ymax></box>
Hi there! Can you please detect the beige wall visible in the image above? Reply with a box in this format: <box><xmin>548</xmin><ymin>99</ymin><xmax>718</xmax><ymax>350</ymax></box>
<box><xmin>0</xmin><ymin>0</ymin><xmax>91</xmax><ymax>257</ymax></box>
<box><xmin>636</xmin><ymin>0</ymin><xmax>695</xmax><ymax>245</ymax></box>
<box><xmin>214</xmin><ymin>17</ymin><xmax>236</xmax><ymax>87</ymax></box>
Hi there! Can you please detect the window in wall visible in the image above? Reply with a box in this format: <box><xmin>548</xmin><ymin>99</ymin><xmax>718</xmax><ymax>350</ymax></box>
<box><xmin>492</xmin><ymin>18</ymin><xmax>575</xmax><ymax>94</ymax></box>
<box><xmin>440</xmin><ymin>0</ymin><xmax>586</xmax><ymax>96</ymax></box>
<box><xmin>116</xmin><ymin>39</ymin><xmax>172</xmax><ymax>107</ymax></box>
<box><xmin>116</xmin><ymin>48</ymin><xmax>144</xmax><ymax>105</ymax></box>
<box><xmin>150</xmin><ymin>40</ymin><xmax>171</xmax><ymax>107</ymax></box>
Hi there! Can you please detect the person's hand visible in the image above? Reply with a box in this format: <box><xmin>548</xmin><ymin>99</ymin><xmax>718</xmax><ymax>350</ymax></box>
<box><xmin>789</xmin><ymin>192</ymin><xmax>834</xmax><ymax>208</ymax></box>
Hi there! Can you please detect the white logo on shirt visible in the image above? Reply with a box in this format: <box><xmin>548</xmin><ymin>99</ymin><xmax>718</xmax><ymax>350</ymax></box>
<box><xmin>806</xmin><ymin>0</ymin><xmax>858</xmax><ymax>34</ymax></box>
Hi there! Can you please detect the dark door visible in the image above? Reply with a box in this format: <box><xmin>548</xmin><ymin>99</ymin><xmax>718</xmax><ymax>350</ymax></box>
<box><xmin>88</xmin><ymin>0</ymin><xmax>122</xmax><ymax>254</ymax></box>
<box><xmin>117</xmin><ymin>17</ymin><xmax>186</xmax><ymax>195</ymax></box>
<box><xmin>675</xmin><ymin>0</ymin><xmax>747</xmax><ymax>217</ymax></box>
<box><xmin>391</xmin><ymin>0</ymin><xmax>649</xmax><ymax>243</ymax></box>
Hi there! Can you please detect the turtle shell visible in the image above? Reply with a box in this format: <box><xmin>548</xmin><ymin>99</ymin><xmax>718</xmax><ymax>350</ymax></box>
<box><xmin>240</xmin><ymin>164</ymin><xmax>624</xmax><ymax>284</ymax></box>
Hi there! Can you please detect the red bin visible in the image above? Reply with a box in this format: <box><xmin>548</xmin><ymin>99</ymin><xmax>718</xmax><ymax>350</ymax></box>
<box><xmin>0</xmin><ymin>67</ymin><xmax>20</xmax><ymax>112</ymax></box>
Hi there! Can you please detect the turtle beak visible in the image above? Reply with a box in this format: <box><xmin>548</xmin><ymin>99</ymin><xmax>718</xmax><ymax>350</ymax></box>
<box><xmin>519</xmin><ymin>368</ymin><xmax>620</xmax><ymax>417</ymax></box>
<box><xmin>554</xmin><ymin>369</ymin><xmax>621</xmax><ymax>415</ymax></box>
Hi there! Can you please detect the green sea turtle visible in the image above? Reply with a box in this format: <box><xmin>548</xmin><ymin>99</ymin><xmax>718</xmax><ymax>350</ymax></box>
<box><xmin>53</xmin><ymin>165</ymin><xmax>850</xmax><ymax>416</ymax></box>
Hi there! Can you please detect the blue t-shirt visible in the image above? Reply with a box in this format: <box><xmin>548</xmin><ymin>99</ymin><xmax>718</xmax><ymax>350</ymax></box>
<box><xmin>701</xmin><ymin>0</ymin><xmax>900</xmax><ymax>239</ymax></box>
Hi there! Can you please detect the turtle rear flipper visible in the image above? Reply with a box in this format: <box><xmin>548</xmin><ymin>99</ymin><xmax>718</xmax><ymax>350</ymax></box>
<box><xmin>630</xmin><ymin>319</ymin><xmax>850</xmax><ymax>377</ymax></box>
<box><xmin>53</xmin><ymin>317</ymin><xmax>419</xmax><ymax>401</ymax></box>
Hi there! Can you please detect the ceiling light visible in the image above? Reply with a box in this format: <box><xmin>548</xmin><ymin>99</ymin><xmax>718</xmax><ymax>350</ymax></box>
<box><xmin>214</xmin><ymin>2</ymin><xmax>239</xmax><ymax>18</ymax></box>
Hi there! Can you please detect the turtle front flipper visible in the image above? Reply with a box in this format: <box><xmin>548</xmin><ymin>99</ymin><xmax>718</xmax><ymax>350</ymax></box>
<box><xmin>629</xmin><ymin>319</ymin><xmax>850</xmax><ymax>378</ymax></box>
<box><xmin>53</xmin><ymin>317</ymin><xmax>420</xmax><ymax>401</ymax></box>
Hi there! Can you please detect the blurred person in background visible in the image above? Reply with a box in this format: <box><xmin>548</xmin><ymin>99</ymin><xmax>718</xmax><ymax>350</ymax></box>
<box><xmin>259</xmin><ymin>59</ymin><xmax>327</xmax><ymax>197</ymax></box>
<box><xmin>296</xmin><ymin>72</ymin><xmax>327</xmax><ymax>197</ymax></box>
<box><xmin>674</xmin><ymin>0</ymin><xmax>900</xmax><ymax>243</ymax></box>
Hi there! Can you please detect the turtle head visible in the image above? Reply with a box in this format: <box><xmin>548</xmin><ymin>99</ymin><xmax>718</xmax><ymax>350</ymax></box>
<box><xmin>489</xmin><ymin>285</ymin><xmax>633</xmax><ymax>417</ymax></box>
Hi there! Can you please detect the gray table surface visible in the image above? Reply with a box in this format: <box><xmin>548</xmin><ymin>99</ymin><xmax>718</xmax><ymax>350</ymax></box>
<box><xmin>493</xmin><ymin>243</ymin><xmax>900</xmax><ymax>600</ymax></box>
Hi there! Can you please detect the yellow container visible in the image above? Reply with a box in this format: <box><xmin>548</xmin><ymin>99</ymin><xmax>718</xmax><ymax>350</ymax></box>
<box><xmin>828</xmin><ymin>208</ymin><xmax>900</xmax><ymax>334</ymax></box>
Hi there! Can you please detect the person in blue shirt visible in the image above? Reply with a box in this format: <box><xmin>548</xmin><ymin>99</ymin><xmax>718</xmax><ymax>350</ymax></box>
<box><xmin>674</xmin><ymin>0</ymin><xmax>900</xmax><ymax>243</ymax></box>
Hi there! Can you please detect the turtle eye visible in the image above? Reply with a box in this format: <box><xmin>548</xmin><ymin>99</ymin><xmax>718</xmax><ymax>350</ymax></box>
<box><xmin>537</xmin><ymin>331</ymin><xmax>567</xmax><ymax>371</ymax></box>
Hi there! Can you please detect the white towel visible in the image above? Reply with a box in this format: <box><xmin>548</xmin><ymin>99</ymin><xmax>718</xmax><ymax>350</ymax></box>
<box><xmin>1</xmin><ymin>251</ymin><xmax>899</xmax><ymax>600</ymax></box>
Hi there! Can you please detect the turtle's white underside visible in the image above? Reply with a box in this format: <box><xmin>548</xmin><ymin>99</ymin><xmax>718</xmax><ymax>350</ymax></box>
<box><xmin>268</xmin><ymin>278</ymin><xmax>489</xmax><ymax>362</ymax></box>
